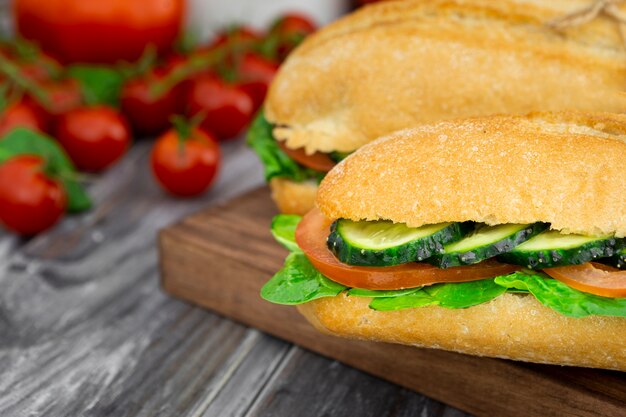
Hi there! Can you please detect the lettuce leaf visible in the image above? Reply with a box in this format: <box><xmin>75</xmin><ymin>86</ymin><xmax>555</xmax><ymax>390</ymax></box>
<box><xmin>369</xmin><ymin>279</ymin><xmax>507</xmax><ymax>311</ymax></box>
<box><xmin>67</xmin><ymin>65</ymin><xmax>124</xmax><ymax>107</ymax></box>
<box><xmin>260</xmin><ymin>252</ymin><xmax>347</xmax><ymax>305</ymax></box>
<box><xmin>347</xmin><ymin>288</ymin><xmax>419</xmax><ymax>298</ymax></box>
<box><xmin>246</xmin><ymin>111</ymin><xmax>324</xmax><ymax>182</ymax></box>
<box><xmin>495</xmin><ymin>272</ymin><xmax>626</xmax><ymax>318</ymax></box>
<box><xmin>271</xmin><ymin>214</ymin><xmax>302</xmax><ymax>252</ymax></box>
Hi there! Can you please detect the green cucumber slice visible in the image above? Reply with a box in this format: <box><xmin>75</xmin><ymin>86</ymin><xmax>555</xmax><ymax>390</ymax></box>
<box><xmin>430</xmin><ymin>223</ymin><xmax>547</xmax><ymax>268</ymax></box>
<box><xmin>498</xmin><ymin>230</ymin><xmax>623</xmax><ymax>269</ymax></box>
<box><xmin>608</xmin><ymin>247</ymin><xmax>626</xmax><ymax>269</ymax></box>
<box><xmin>327</xmin><ymin>219</ymin><xmax>470</xmax><ymax>266</ymax></box>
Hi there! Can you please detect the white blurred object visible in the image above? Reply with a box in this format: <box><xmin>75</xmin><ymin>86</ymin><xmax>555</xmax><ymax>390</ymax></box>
<box><xmin>186</xmin><ymin>0</ymin><xmax>350</xmax><ymax>41</ymax></box>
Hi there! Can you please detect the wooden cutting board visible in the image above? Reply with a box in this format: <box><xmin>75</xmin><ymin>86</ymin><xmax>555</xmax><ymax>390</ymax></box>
<box><xmin>159</xmin><ymin>187</ymin><xmax>626</xmax><ymax>417</ymax></box>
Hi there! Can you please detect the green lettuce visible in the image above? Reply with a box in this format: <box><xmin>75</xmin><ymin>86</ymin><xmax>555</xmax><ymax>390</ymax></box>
<box><xmin>270</xmin><ymin>214</ymin><xmax>301</xmax><ymax>252</ymax></box>
<box><xmin>246</xmin><ymin>111</ymin><xmax>325</xmax><ymax>182</ymax></box>
<box><xmin>260</xmin><ymin>252</ymin><xmax>347</xmax><ymax>305</ymax></box>
<box><xmin>67</xmin><ymin>65</ymin><xmax>125</xmax><ymax>107</ymax></box>
<box><xmin>369</xmin><ymin>278</ymin><xmax>507</xmax><ymax>311</ymax></box>
<box><xmin>495</xmin><ymin>272</ymin><xmax>626</xmax><ymax>318</ymax></box>
<box><xmin>262</xmin><ymin>215</ymin><xmax>626</xmax><ymax>318</ymax></box>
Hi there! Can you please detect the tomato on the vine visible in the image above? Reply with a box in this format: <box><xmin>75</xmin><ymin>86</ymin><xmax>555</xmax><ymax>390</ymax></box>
<box><xmin>0</xmin><ymin>100</ymin><xmax>46</xmax><ymax>136</ymax></box>
<box><xmin>210</xmin><ymin>26</ymin><xmax>263</xmax><ymax>50</ymax></box>
<box><xmin>271</xmin><ymin>14</ymin><xmax>317</xmax><ymax>36</ymax></box>
<box><xmin>26</xmin><ymin>78</ymin><xmax>83</xmax><ymax>128</ymax></box>
<box><xmin>15</xmin><ymin>0</ymin><xmax>185</xmax><ymax>63</ymax></box>
<box><xmin>0</xmin><ymin>155</ymin><xmax>66</xmax><ymax>235</ymax></box>
<box><xmin>150</xmin><ymin>119</ymin><xmax>220</xmax><ymax>197</ymax></box>
<box><xmin>121</xmin><ymin>70</ymin><xmax>184</xmax><ymax>136</ymax></box>
<box><xmin>187</xmin><ymin>74</ymin><xmax>254</xmax><ymax>140</ymax></box>
<box><xmin>56</xmin><ymin>106</ymin><xmax>131</xmax><ymax>172</ymax></box>
<box><xmin>270</xmin><ymin>13</ymin><xmax>317</xmax><ymax>61</ymax></box>
<box><xmin>237</xmin><ymin>53</ymin><xmax>279</xmax><ymax>110</ymax></box>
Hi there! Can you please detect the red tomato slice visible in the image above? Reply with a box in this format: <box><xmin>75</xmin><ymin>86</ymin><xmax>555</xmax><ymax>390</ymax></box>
<box><xmin>543</xmin><ymin>263</ymin><xmax>626</xmax><ymax>298</ymax></box>
<box><xmin>295</xmin><ymin>208</ymin><xmax>521</xmax><ymax>290</ymax></box>
<box><xmin>277</xmin><ymin>140</ymin><xmax>335</xmax><ymax>173</ymax></box>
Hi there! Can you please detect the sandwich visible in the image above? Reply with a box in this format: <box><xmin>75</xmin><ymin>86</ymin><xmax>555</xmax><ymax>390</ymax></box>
<box><xmin>247</xmin><ymin>0</ymin><xmax>626</xmax><ymax>215</ymax></box>
<box><xmin>260</xmin><ymin>111</ymin><xmax>626</xmax><ymax>371</ymax></box>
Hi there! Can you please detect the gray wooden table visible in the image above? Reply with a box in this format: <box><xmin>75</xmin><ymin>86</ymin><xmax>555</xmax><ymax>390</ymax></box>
<box><xmin>0</xmin><ymin>139</ymin><xmax>471</xmax><ymax>417</ymax></box>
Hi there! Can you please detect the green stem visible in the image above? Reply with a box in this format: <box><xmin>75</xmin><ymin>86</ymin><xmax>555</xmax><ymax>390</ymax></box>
<box><xmin>0</xmin><ymin>54</ymin><xmax>51</xmax><ymax>107</ymax></box>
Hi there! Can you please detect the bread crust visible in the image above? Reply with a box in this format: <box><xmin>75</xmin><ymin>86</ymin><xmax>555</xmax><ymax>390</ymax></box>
<box><xmin>317</xmin><ymin>111</ymin><xmax>626</xmax><ymax>237</ymax></box>
<box><xmin>297</xmin><ymin>292</ymin><xmax>626</xmax><ymax>371</ymax></box>
<box><xmin>269</xmin><ymin>178</ymin><xmax>319</xmax><ymax>215</ymax></box>
<box><xmin>266</xmin><ymin>0</ymin><xmax>626</xmax><ymax>155</ymax></box>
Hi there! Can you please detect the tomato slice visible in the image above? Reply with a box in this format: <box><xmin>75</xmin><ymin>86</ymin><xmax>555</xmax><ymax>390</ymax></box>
<box><xmin>295</xmin><ymin>208</ymin><xmax>521</xmax><ymax>290</ymax></box>
<box><xmin>543</xmin><ymin>263</ymin><xmax>626</xmax><ymax>298</ymax></box>
<box><xmin>277</xmin><ymin>140</ymin><xmax>336</xmax><ymax>172</ymax></box>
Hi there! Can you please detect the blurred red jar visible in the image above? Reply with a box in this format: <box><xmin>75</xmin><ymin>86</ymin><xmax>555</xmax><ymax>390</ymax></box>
<box><xmin>14</xmin><ymin>0</ymin><xmax>185</xmax><ymax>63</ymax></box>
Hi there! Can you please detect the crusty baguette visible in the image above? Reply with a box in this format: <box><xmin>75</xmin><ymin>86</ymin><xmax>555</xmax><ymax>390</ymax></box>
<box><xmin>317</xmin><ymin>111</ymin><xmax>626</xmax><ymax>237</ymax></box>
<box><xmin>269</xmin><ymin>178</ymin><xmax>318</xmax><ymax>215</ymax></box>
<box><xmin>266</xmin><ymin>0</ymin><xmax>626</xmax><ymax>155</ymax></box>
<box><xmin>297</xmin><ymin>292</ymin><xmax>626</xmax><ymax>371</ymax></box>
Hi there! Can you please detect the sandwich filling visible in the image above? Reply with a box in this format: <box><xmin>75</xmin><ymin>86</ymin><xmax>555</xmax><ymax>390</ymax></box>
<box><xmin>261</xmin><ymin>210</ymin><xmax>626</xmax><ymax>318</ymax></box>
<box><xmin>247</xmin><ymin>111</ymin><xmax>345</xmax><ymax>183</ymax></box>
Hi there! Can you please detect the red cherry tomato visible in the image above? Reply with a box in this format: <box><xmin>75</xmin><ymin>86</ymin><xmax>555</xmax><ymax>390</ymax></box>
<box><xmin>210</xmin><ymin>26</ymin><xmax>263</xmax><ymax>49</ymax></box>
<box><xmin>0</xmin><ymin>155</ymin><xmax>66</xmax><ymax>235</ymax></box>
<box><xmin>14</xmin><ymin>0</ymin><xmax>185</xmax><ymax>63</ymax></box>
<box><xmin>120</xmin><ymin>72</ymin><xmax>183</xmax><ymax>136</ymax></box>
<box><xmin>17</xmin><ymin>53</ymin><xmax>62</xmax><ymax>83</ymax></box>
<box><xmin>270</xmin><ymin>13</ymin><xmax>317</xmax><ymax>61</ymax></box>
<box><xmin>0</xmin><ymin>101</ymin><xmax>46</xmax><ymax>136</ymax></box>
<box><xmin>296</xmin><ymin>208</ymin><xmax>520</xmax><ymax>290</ymax></box>
<box><xmin>187</xmin><ymin>75</ymin><xmax>255</xmax><ymax>140</ymax></box>
<box><xmin>237</xmin><ymin>53</ymin><xmax>279</xmax><ymax>110</ymax></box>
<box><xmin>55</xmin><ymin>106</ymin><xmax>131</xmax><ymax>172</ymax></box>
<box><xmin>25</xmin><ymin>78</ymin><xmax>83</xmax><ymax>129</ymax></box>
<box><xmin>151</xmin><ymin>127</ymin><xmax>221</xmax><ymax>197</ymax></box>
<box><xmin>271</xmin><ymin>13</ymin><xmax>317</xmax><ymax>36</ymax></box>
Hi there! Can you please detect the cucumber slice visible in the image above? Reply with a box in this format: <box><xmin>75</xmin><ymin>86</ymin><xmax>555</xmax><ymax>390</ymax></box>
<box><xmin>430</xmin><ymin>223</ymin><xmax>547</xmax><ymax>268</ymax></box>
<box><xmin>608</xmin><ymin>247</ymin><xmax>626</xmax><ymax>269</ymax></box>
<box><xmin>327</xmin><ymin>219</ymin><xmax>470</xmax><ymax>266</ymax></box>
<box><xmin>498</xmin><ymin>230</ymin><xmax>623</xmax><ymax>269</ymax></box>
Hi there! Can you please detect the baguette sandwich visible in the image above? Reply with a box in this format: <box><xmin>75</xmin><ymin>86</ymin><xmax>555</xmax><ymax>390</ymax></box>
<box><xmin>247</xmin><ymin>0</ymin><xmax>626</xmax><ymax>215</ymax></box>
<box><xmin>260</xmin><ymin>111</ymin><xmax>626</xmax><ymax>371</ymax></box>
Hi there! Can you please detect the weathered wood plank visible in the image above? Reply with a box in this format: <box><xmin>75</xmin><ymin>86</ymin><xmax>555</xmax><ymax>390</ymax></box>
<box><xmin>244</xmin><ymin>347</ymin><xmax>469</xmax><ymax>417</ymax></box>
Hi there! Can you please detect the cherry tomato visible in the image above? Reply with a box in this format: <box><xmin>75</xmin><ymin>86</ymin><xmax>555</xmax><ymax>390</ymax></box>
<box><xmin>0</xmin><ymin>101</ymin><xmax>46</xmax><ymax>136</ymax></box>
<box><xmin>56</xmin><ymin>106</ymin><xmax>131</xmax><ymax>172</ymax></box>
<box><xmin>270</xmin><ymin>13</ymin><xmax>317</xmax><ymax>61</ymax></box>
<box><xmin>25</xmin><ymin>78</ymin><xmax>83</xmax><ymax>129</ymax></box>
<box><xmin>17</xmin><ymin>52</ymin><xmax>62</xmax><ymax>83</ymax></box>
<box><xmin>210</xmin><ymin>26</ymin><xmax>263</xmax><ymax>49</ymax></box>
<box><xmin>151</xmin><ymin>127</ymin><xmax>220</xmax><ymax>197</ymax></box>
<box><xmin>187</xmin><ymin>75</ymin><xmax>254</xmax><ymax>140</ymax></box>
<box><xmin>14</xmin><ymin>0</ymin><xmax>184</xmax><ymax>63</ymax></box>
<box><xmin>543</xmin><ymin>262</ymin><xmax>626</xmax><ymax>298</ymax></box>
<box><xmin>296</xmin><ymin>208</ymin><xmax>520</xmax><ymax>290</ymax></box>
<box><xmin>237</xmin><ymin>53</ymin><xmax>279</xmax><ymax>111</ymax></box>
<box><xmin>277</xmin><ymin>140</ymin><xmax>335</xmax><ymax>172</ymax></box>
<box><xmin>121</xmin><ymin>72</ymin><xmax>183</xmax><ymax>136</ymax></box>
<box><xmin>271</xmin><ymin>14</ymin><xmax>317</xmax><ymax>36</ymax></box>
<box><xmin>0</xmin><ymin>155</ymin><xmax>66</xmax><ymax>235</ymax></box>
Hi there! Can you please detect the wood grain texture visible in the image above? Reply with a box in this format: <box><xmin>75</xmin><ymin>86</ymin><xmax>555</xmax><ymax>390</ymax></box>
<box><xmin>160</xmin><ymin>187</ymin><xmax>626</xmax><ymax>417</ymax></box>
<box><xmin>0</xmin><ymin>140</ymin><xmax>464</xmax><ymax>417</ymax></box>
